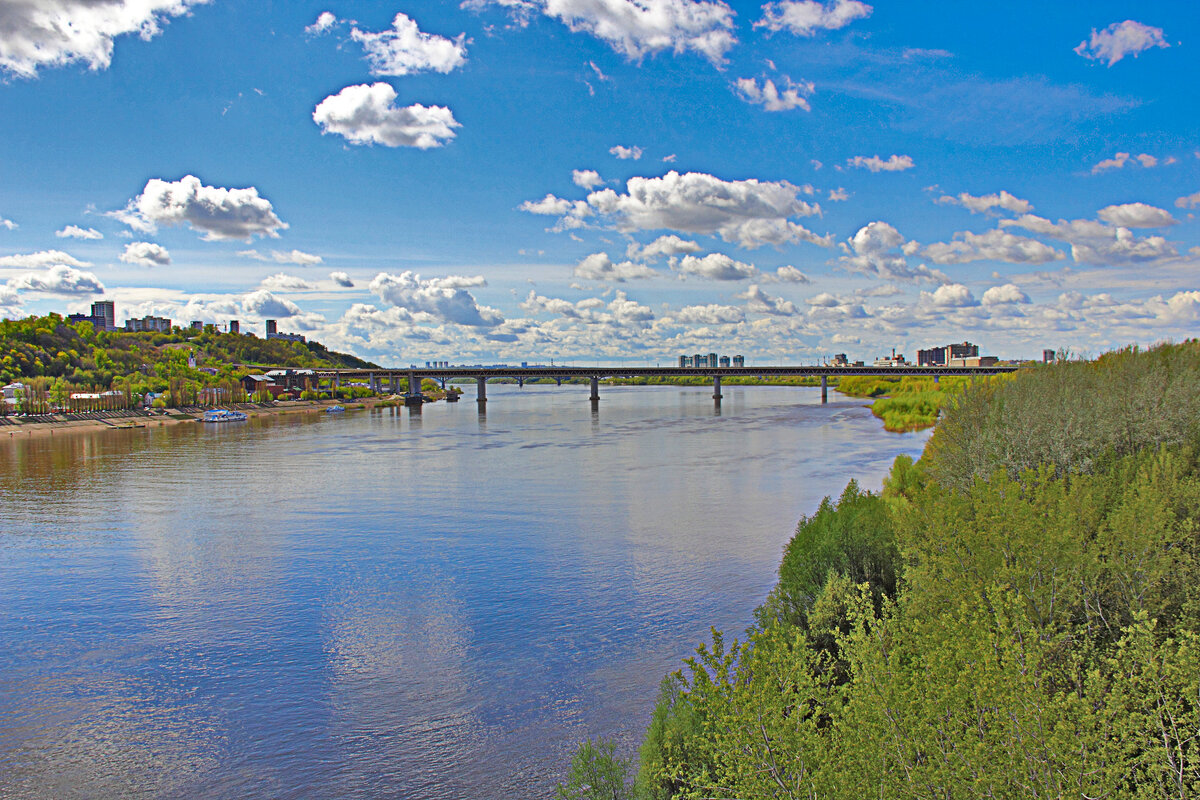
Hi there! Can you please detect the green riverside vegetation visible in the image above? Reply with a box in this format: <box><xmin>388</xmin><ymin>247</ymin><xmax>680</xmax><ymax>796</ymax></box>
<box><xmin>559</xmin><ymin>342</ymin><xmax>1200</xmax><ymax>799</ymax></box>
<box><xmin>0</xmin><ymin>313</ymin><xmax>378</xmax><ymax>411</ymax></box>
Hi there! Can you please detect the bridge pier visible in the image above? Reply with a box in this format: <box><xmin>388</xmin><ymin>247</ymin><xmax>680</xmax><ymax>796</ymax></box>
<box><xmin>390</xmin><ymin>375</ymin><xmax>399</xmax><ymax>394</ymax></box>
<box><xmin>589</xmin><ymin>376</ymin><xmax>600</xmax><ymax>402</ymax></box>
<box><xmin>367</xmin><ymin>371</ymin><xmax>375</xmax><ymax>393</ymax></box>
<box><xmin>712</xmin><ymin>375</ymin><xmax>722</xmax><ymax>400</ymax></box>
<box><xmin>406</xmin><ymin>371</ymin><xmax>423</xmax><ymax>406</ymax></box>
<box><xmin>517</xmin><ymin>376</ymin><xmax>524</xmax><ymax>388</ymax></box>
<box><xmin>439</xmin><ymin>378</ymin><xmax>446</xmax><ymax>390</ymax></box>
<box><xmin>821</xmin><ymin>375</ymin><xmax>828</xmax><ymax>404</ymax></box>
<box><xmin>555</xmin><ymin>377</ymin><xmax>562</xmax><ymax>387</ymax></box>
<box><xmin>476</xmin><ymin>377</ymin><xmax>487</xmax><ymax>404</ymax></box>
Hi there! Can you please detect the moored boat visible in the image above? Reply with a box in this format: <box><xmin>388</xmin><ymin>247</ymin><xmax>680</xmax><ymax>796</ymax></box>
<box><xmin>202</xmin><ymin>409</ymin><xmax>248</xmax><ymax>423</ymax></box>
<box><xmin>326</xmin><ymin>405</ymin><xmax>345</xmax><ymax>414</ymax></box>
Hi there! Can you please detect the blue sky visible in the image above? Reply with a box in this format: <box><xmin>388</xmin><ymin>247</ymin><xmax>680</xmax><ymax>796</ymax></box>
<box><xmin>0</xmin><ymin>0</ymin><xmax>1197</xmax><ymax>364</ymax></box>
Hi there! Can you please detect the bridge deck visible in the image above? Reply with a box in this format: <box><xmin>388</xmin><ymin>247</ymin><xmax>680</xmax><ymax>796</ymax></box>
<box><xmin>310</xmin><ymin>365</ymin><xmax>1018</xmax><ymax>380</ymax></box>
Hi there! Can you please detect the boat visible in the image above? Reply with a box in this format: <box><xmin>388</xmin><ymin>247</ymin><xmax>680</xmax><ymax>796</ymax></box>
<box><xmin>202</xmin><ymin>409</ymin><xmax>248</xmax><ymax>423</ymax></box>
<box><xmin>326</xmin><ymin>405</ymin><xmax>345</xmax><ymax>414</ymax></box>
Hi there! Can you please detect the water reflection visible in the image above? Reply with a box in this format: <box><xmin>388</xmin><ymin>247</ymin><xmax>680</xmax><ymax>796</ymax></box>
<box><xmin>0</xmin><ymin>386</ymin><xmax>930</xmax><ymax>799</ymax></box>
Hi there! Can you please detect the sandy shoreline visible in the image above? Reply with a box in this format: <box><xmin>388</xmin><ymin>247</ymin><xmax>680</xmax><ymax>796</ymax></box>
<box><xmin>0</xmin><ymin>398</ymin><xmax>393</xmax><ymax>439</ymax></box>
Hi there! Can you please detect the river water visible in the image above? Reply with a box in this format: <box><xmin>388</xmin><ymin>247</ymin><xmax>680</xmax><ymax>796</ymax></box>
<box><xmin>0</xmin><ymin>385</ymin><xmax>929</xmax><ymax>799</ymax></box>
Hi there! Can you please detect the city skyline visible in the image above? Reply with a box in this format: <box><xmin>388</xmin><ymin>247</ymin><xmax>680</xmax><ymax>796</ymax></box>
<box><xmin>0</xmin><ymin>1</ymin><xmax>1197</xmax><ymax>364</ymax></box>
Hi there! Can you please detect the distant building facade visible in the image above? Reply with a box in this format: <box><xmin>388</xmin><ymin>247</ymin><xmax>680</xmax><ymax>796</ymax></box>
<box><xmin>68</xmin><ymin>300</ymin><xmax>117</xmax><ymax>332</ymax></box>
<box><xmin>917</xmin><ymin>341</ymin><xmax>979</xmax><ymax>366</ymax></box>
<box><xmin>124</xmin><ymin>315</ymin><xmax>172</xmax><ymax>333</ymax></box>
<box><xmin>229</xmin><ymin>320</ymin><xmax>240</xmax><ymax>334</ymax></box>
<box><xmin>265</xmin><ymin>319</ymin><xmax>277</xmax><ymax>336</ymax></box>
<box><xmin>678</xmin><ymin>353</ymin><xmax>744</xmax><ymax>368</ymax></box>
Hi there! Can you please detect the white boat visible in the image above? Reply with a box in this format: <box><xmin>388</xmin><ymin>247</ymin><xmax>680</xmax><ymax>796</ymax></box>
<box><xmin>326</xmin><ymin>405</ymin><xmax>346</xmax><ymax>414</ymax></box>
<box><xmin>203</xmin><ymin>409</ymin><xmax>248</xmax><ymax>423</ymax></box>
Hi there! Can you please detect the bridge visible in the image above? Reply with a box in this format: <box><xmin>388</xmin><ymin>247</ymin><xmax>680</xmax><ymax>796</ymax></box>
<box><xmin>309</xmin><ymin>364</ymin><xmax>1019</xmax><ymax>406</ymax></box>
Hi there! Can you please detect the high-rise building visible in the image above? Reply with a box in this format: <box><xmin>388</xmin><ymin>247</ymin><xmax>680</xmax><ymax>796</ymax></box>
<box><xmin>91</xmin><ymin>301</ymin><xmax>115</xmax><ymax>331</ymax></box>
<box><xmin>1043</xmin><ymin>349</ymin><xmax>1056</xmax><ymax>363</ymax></box>
<box><xmin>732</xmin><ymin>355</ymin><xmax>744</xmax><ymax>367</ymax></box>
<box><xmin>229</xmin><ymin>320</ymin><xmax>240</xmax><ymax>334</ymax></box>
<box><xmin>265</xmin><ymin>319</ymin><xmax>277</xmax><ymax>336</ymax></box>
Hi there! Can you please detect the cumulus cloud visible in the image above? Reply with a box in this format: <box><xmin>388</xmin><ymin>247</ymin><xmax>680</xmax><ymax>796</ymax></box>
<box><xmin>120</xmin><ymin>241</ymin><xmax>171</xmax><ymax>266</ymax></box>
<box><xmin>0</xmin><ymin>0</ymin><xmax>208</xmax><ymax>79</ymax></box>
<box><xmin>468</xmin><ymin>0</ymin><xmax>737</xmax><ymax>64</ymax></box>
<box><xmin>1091</xmin><ymin>152</ymin><xmax>1159</xmax><ymax>174</ymax></box>
<box><xmin>572</xmin><ymin>169</ymin><xmax>604</xmax><ymax>189</ymax></box>
<box><xmin>305</xmin><ymin>11</ymin><xmax>338</xmax><ymax>35</ymax></box>
<box><xmin>0</xmin><ymin>250</ymin><xmax>91</xmax><ymax>269</ymax></box>
<box><xmin>370</xmin><ymin>271</ymin><xmax>502</xmax><ymax>327</ymax></box>
<box><xmin>772</xmin><ymin>265</ymin><xmax>811</xmax><ymax>283</ymax></box>
<box><xmin>1096</xmin><ymin>202</ymin><xmax>1176</xmax><ymax>228</ymax></box>
<box><xmin>56</xmin><ymin>225</ymin><xmax>102</xmax><ymax>240</ymax></box>
<box><xmin>313</xmin><ymin>83</ymin><xmax>460</xmax><ymax>149</ymax></box>
<box><xmin>920</xmin><ymin>283</ymin><xmax>976</xmax><ymax>308</ymax></box>
<box><xmin>735</xmin><ymin>76</ymin><xmax>813</xmax><ymax>111</ymax></box>
<box><xmin>610</xmin><ymin>145</ymin><xmax>643</xmax><ymax>160</ymax></box>
<box><xmin>981</xmin><ymin>283</ymin><xmax>1031</xmax><ymax>305</ymax></box>
<box><xmin>837</xmin><ymin>221</ymin><xmax>948</xmax><ymax>284</ymax></box>
<box><xmin>827</xmin><ymin>188</ymin><xmax>848</xmax><ymax>202</ymax></box>
<box><xmin>936</xmin><ymin>190</ymin><xmax>1033</xmax><ymax>215</ymax></box>
<box><xmin>736</xmin><ymin>284</ymin><xmax>797</xmax><ymax>316</ymax></box>
<box><xmin>0</xmin><ymin>217</ymin><xmax>16</xmax><ymax>230</ymax></box>
<box><xmin>259</xmin><ymin>273</ymin><xmax>315</xmax><ymax>291</ymax></box>
<box><xmin>847</xmin><ymin>154</ymin><xmax>914</xmax><ymax>172</ymax></box>
<box><xmin>1176</xmin><ymin>191</ymin><xmax>1200</xmax><ymax>210</ymax></box>
<box><xmin>671</xmin><ymin>304</ymin><xmax>745</xmax><ymax>325</ymax></box>
<box><xmin>922</xmin><ymin>229</ymin><xmax>1065</xmax><ymax>265</ymax></box>
<box><xmin>1075</xmin><ymin>20</ymin><xmax>1169</xmax><ymax>66</ymax></box>
<box><xmin>241</xmin><ymin>289</ymin><xmax>304</xmax><ymax>319</ymax></box>
<box><xmin>627</xmin><ymin>234</ymin><xmax>702</xmax><ymax>260</ymax></box>
<box><xmin>573</xmin><ymin>252</ymin><xmax>657</xmax><ymax>281</ymax></box>
<box><xmin>574</xmin><ymin>170</ymin><xmax>828</xmax><ymax>249</ymax></box>
<box><xmin>7</xmin><ymin>265</ymin><xmax>104</xmax><ymax>295</ymax></box>
<box><xmin>350</xmin><ymin>12</ymin><xmax>468</xmax><ymax>76</ymax></box>
<box><xmin>1001</xmin><ymin>214</ymin><xmax>1178</xmax><ymax>265</ymax></box>
<box><xmin>115</xmin><ymin>175</ymin><xmax>286</xmax><ymax>241</ymax></box>
<box><xmin>755</xmin><ymin>0</ymin><xmax>872</xmax><ymax>36</ymax></box>
<box><xmin>330</xmin><ymin>271</ymin><xmax>354</xmax><ymax>288</ymax></box>
<box><xmin>675</xmin><ymin>252</ymin><xmax>758</xmax><ymax>280</ymax></box>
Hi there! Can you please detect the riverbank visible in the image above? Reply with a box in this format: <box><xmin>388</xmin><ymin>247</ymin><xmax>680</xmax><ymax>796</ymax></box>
<box><xmin>0</xmin><ymin>397</ymin><xmax>395</xmax><ymax>439</ymax></box>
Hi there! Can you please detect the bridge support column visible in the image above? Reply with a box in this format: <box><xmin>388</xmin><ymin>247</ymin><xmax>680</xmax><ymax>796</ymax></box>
<box><xmin>517</xmin><ymin>377</ymin><xmax>524</xmax><ymax>388</ymax></box>
<box><xmin>406</xmin><ymin>371</ymin><xmax>423</xmax><ymax>406</ymax></box>
<box><xmin>390</xmin><ymin>375</ymin><xmax>399</xmax><ymax>394</ymax></box>
<box><xmin>368</xmin><ymin>372</ymin><xmax>375</xmax><ymax>393</ymax></box>
<box><xmin>589</xmin><ymin>376</ymin><xmax>600</xmax><ymax>402</ymax></box>
<box><xmin>476</xmin><ymin>377</ymin><xmax>487</xmax><ymax>404</ymax></box>
<box><xmin>555</xmin><ymin>377</ymin><xmax>562</xmax><ymax>387</ymax></box>
<box><xmin>712</xmin><ymin>375</ymin><xmax>722</xmax><ymax>400</ymax></box>
<box><xmin>439</xmin><ymin>378</ymin><xmax>446</xmax><ymax>390</ymax></box>
<box><xmin>821</xmin><ymin>375</ymin><xmax>828</xmax><ymax>404</ymax></box>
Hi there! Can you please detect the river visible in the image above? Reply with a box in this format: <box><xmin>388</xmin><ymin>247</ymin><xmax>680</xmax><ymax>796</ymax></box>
<box><xmin>0</xmin><ymin>384</ymin><xmax>930</xmax><ymax>799</ymax></box>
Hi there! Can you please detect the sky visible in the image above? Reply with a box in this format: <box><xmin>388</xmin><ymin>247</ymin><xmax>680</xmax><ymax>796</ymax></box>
<box><xmin>0</xmin><ymin>0</ymin><xmax>1197</xmax><ymax>365</ymax></box>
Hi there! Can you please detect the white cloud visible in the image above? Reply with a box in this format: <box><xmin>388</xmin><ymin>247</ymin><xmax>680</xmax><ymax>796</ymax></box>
<box><xmin>369</xmin><ymin>271</ymin><xmax>502</xmax><ymax>327</ymax></box>
<box><xmin>572</xmin><ymin>169</ymin><xmax>604</xmax><ymax>189</ymax></box>
<box><xmin>241</xmin><ymin>248</ymin><xmax>324</xmax><ymax>265</ymax></box>
<box><xmin>351</xmin><ymin>12</ymin><xmax>468</xmax><ymax>76</ymax></box>
<box><xmin>241</xmin><ymin>289</ymin><xmax>304</xmax><ymax>319</ymax></box>
<box><xmin>1176</xmin><ymin>191</ymin><xmax>1200</xmax><ymax>210</ymax></box>
<box><xmin>579</xmin><ymin>170</ymin><xmax>828</xmax><ymax>249</ymax></box>
<box><xmin>0</xmin><ymin>217</ymin><xmax>16</xmax><ymax>230</ymax></box>
<box><xmin>260</xmin><ymin>273</ymin><xmax>315</xmax><ymax>291</ymax></box>
<box><xmin>981</xmin><ymin>283</ymin><xmax>1031</xmax><ymax>306</ymax></box>
<box><xmin>0</xmin><ymin>0</ymin><xmax>208</xmax><ymax>78</ymax></box>
<box><xmin>920</xmin><ymin>283</ymin><xmax>976</xmax><ymax>308</ymax></box>
<box><xmin>55</xmin><ymin>225</ymin><xmax>102</xmax><ymax>240</ymax></box>
<box><xmin>736</xmin><ymin>284</ymin><xmax>797</xmax><ymax>316</ymax></box>
<box><xmin>627</xmin><ymin>234</ymin><xmax>702</xmax><ymax>260</ymax></box>
<box><xmin>1091</xmin><ymin>152</ymin><xmax>1160</xmax><ymax>174</ymax></box>
<box><xmin>1096</xmin><ymin>202</ymin><xmax>1177</xmax><ymax>228</ymax></box>
<box><xmin>847</xmin><ymin>154</ymin><xmax>914</xmax><ymax>172</ymax></box>
<box><xmin>330</xmin><ymin>271</ymin><xmax>354</xmax><ymax>288</ymax></box>
<box><xmin>115</xmin><ymin>175</ymin><xmax>286</xmax><ymax>241</ymax></box>
<box><xmin>573</xmin><ymin>252</ymin><xmax>657</xmax><ymax>281</ymax></box>
<box><xmin>1001</xmin><ymin>214</ymin><xmax>1178</xmax><ymax>265</ymax></box>
<box><xmin>735</xmin><ymin>76</ymin><xmax>813</xmax><ymax>111</ymax></box>
<box><xmin>755</xmin><ymin>0</ymin><xmax>872</xmax><ymax>36</ymax></box>
<box><xmin>772</xmin><ymin>265</ymin><xmax>811</xmax><ymax>283</ymax></box>
<box><xmin>0</xmin><ymin>284</ymin><xmax>19</xmax><ymax>309</ymax></box>
<box><xmin>671</xmin><ymin>304</ymin><xmax>745</xmax><ymax>324</ymax></box>
<box><xmin>827</xmin><ymin>187</ymin><xmax>848</xmax><ymax>201</ymax></box>
<box><xmin>7</xmin><ymin>265</ymin><xmax>104</xmax><ymax>295</ymax></box>
<box><xmin>305</xmin><ymin>11</ymin><xmax>338</xmax><ymax>35</ymax></box>
<box><xmin>936</xmin><ymin>190</ymin><xmax>1032</xmax><ymax>215</ymax></box>
<box><xmin>470</xmin><ymin>0</ymin><xmax>737</xmax><ymax>64</ymax></box>
<box><xmin>610</xmin><ymin>145</ymin><xmax>643</xmax><ymax>160</ymax></box>
<box><xmin>676</xmin><ymin>253</ymin><xmax>758</xmax><ymax>280</ymax></box>
<box><xmin>120</xmin><ymin>241</ymin><xmax>171</xmax><ymax>266</ymax></box>
<box><xmin>922</xmin><ymin>229</ymin><xmax>1065</xmax><ymax>265</ymax></box>
<box><xmin>837</xmin><ymin>221</ymin><xmax>949</xmax><ymax>284</ymax></box>
<box><xmin>313</xmin><ymin>83</ymin><xmax>460</xmax><ymax>149</ymax></box>
<box><xmin>1075</xmin><ymin>20</ymin><xmax>1168</xmax><ymax>66</ymax></box>
<box><xmin>0</xmin><ymin>250</ymin><xmax>91</xmax><ymax>269</ymax></box>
